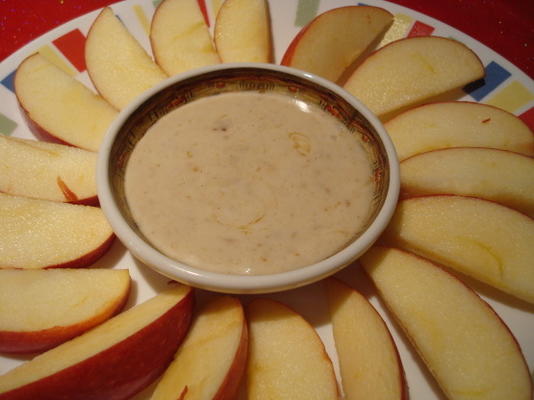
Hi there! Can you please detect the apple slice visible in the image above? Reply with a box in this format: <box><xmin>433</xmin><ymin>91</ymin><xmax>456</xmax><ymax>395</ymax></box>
<box><xmin>385</xmin><ymin>101</ymin><xmax>534</xmax><ymax>160</ymax></box>
<box><xmin>151</xmin><ymin>296</ymin><xmax>247</xmax><ymax>400</ymax></box>
<box><xmin>85</xmin><ymin>7</ymin><xmax>167</xmax><ymax>110</ymax></box>
<box><xmin>400</xmin><ymin>147</ymin><xmax>534</xmax><ymax>216</ymax></box>
<box><xmin>382</xmin><ymin>195</ymin><xmax>534</xmax><ymax>304</ymax></box>
<box><xmin>343</xmin><ymin>36</ymin><xmax>484</xmax><ymax>117</ymax></box>
<box><xmin>150</xmin><ymin>0</ymin><xmax>220</xmax><ymax>76</ymax></box>
<box><xmin>14</xmin><ymin>53</ymin><xmax>117</xmax><ymax>151</ymax></box>
<box><xmin>281</xmin><ymin>6</ymin><xmax>393</xmax><ymax>82</ymax></box>
<box><xmin>0</xmin><ymin>268</ymin><xmax>130</xmax><ymax>354</ymax></box>
<box><xmin>246</xmin><ymin>298</ymin><xmax>338</xmax><ymax>399</ymax></box>
<box><xmin>0</xmin><ymin>284</ymin><xmax>193</xmax><ymax>400</ymax></box>
<box><xmin>0</xmin><ymin>193</ymin><xmax>114</xmax><ymax>270</ymax></box>
<box><xmin>325</xmin><ymin>277</ymin><xmax>406</xmax><ymax>400</ymax></box>
<box><xmin>214</xmin><ymin>0</ymin><xmax>272</xmax><ymax>63</ymax></box>
<box><xmin>0</xmin><ymin>136</ymin><xmax>98</xmax><ymax>205</ymax></box>
<box><xmin>361</xmin><ymin>246</ymin><xmax>532</xmax><ymax>400</ymax></box>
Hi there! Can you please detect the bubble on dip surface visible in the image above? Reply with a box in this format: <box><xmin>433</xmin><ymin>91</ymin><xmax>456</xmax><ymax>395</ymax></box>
<box><xmin>124</xmin><ymin>91</ymin><xmax>374</xmax><ymax>275</ymax></box>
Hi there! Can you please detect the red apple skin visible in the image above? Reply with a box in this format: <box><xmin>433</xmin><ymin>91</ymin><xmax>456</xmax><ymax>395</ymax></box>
<box><xmin>15</xmin><ymin>91</ymin><xmax>105</xmax><ymax>161</ymax></box>
<box><xmin>14</xmin><ymin>55</ymin><xmax>113</xmax><ymax>156</ymax></box>
<box><xmin>14</xmin><ymin>80</ymin><xmax>100</xmax><ymax>207</ymax></box>
<box><xmin>70</xmin><ymin>195</ymin><xmax>99</xmax><ymax>207</ymax></box>
<box><xmin>43</xmin><ymin>234</ymin><xmax>115</xmax><ymax>270</ymax></box>
<box><xmin>0</xmin><ymin>287</ymin><xmax>194</xmax><ymax>400</ymax></box>
<box><xmin>0</xmin><ymin>186</ymin><xmax>99</xmax><ymax>206</ymax></box>
<box><xmin>54</xmin><ymin>176</ymin><xmax>99</xmax><ymax>206</ymax></box>
<box><xmin>281</xmin><ymin>6</ymin><xmax>388</xmax><ymax>66</ymax></box>
<box><xmin>0</xmin><ymin>234</ymin><xmax>115</xmax><ymax>270</ymax></box>
<box><xmin>0</xmin><ymin>283</ymin><xmax>130</xmax><ymax>354</ymax></box>
<box><xmin>327</xmin><ymin>277</ymin><xmax>408</xmax><ymax>400</ymax></box>
<box><xmin>364</xmin><ymin>246</ymin><xmax>533</xmax><ymax>398</ymax></box>
<box><xmin>390</xmin><ymin>100</ymin><xmax>534</xmax><ymax>157</ymax></box>
<box><xmin>392</xmin><ymin>99</ymin><xmax>534</xmax><ymax>131</ymax></box>
<box><xmin>347</xmin><ymin>36</ymin><xmax>484</xmax><ymax>83</ymax></box>
<box><xmin>13</xmin><ymin>60</ymin><xmax>74</xmax><ymax>149</ymax></box>
<box><xmin>16</xmin><ymin>101</ymin><xmax>73</xmax><ymax>147</ymax></box>
<box><xmin>213</xmin><ymin>322</ymin><xmax>249</xmax><ymax>400</ymax></box>
<box><xmin>281</xmin><ymin>6</ymin><xmax>345</xmax><ymax>66</ymax></box>
<box><xmin>280</xmin><ymin>15</ymin><xmax>311</xmax><ymax>66</ymax></box>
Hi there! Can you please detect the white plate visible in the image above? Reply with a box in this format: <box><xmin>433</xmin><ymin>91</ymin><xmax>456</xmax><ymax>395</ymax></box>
<box><xmin>0</xmin><ymin>1</ymin><xmax>533</xmax><ymax>399</ymax></box>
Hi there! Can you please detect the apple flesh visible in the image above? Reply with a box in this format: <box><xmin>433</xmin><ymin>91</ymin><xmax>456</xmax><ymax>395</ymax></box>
<box><xmin>214</xmin><ymin>0</ymin><xmax>272</xmax><ymax>63</ymax></box>
<box><xmin>0</xmin><ymin>193</ymin><xmax>114</xmax><ymax>270</ymax></box>
<box><xmin>0</xmin><ymin>269</ymin><xmax>130</xmax><ymax>354</ymax></box>
<box><xmin>385</xmin><ymin>101</ymin><xmax>534</xmax><ymax>160</ymax></box>
<box><xmin>246</xmin><ymin>298</ymin><xmax>338</xmax><ymax>400</ymax></box>
<box><xmin>150</xmin><ymin>0</ymin><xmax>220</xmax><ymax>76</ymax></box>
<box><xmin>0</xmin><ymin>284</ymin><xmax>194</xmax><ymax>400</ymax></box>
<box><xmin>281</xmin><ymin>6</ymin><xmax>393</xmax><ymax>82</ymax></box>
<box><xmin>382</xmin><ymin>195</ymin><xmax>534</xmax><ymax>304</ymax></box>
<box><xmin>85</xmin><ymin>7</ymin><xmax>167</xmax><ymax>110</ymax></box>
<box><xmin>400</xmin><ymin>147</ymin><xmax>534</xmax><ymax>217</ymax></box>
<box><xmin>151</xmin><ymin>296</ymin><xmax>247</xmax><ymax>400</ymax></box>
<box><xmin>325</xmin><ymin>277</ymin><xmax>406</xmax><ymax>400</ymax></box>
<box><xmin>14</xmin><ymin>53</ymin><xmax>117</xmax><ymax>152</ymax></box>
<box><xmin>0</xmin><ymin>136</ymin><xmax>98</xmax><ymax>205</ymax></box>
<box><xmin>361</xmin><ymin>246</ymin><xmax>532</xmax><ymax>400</ymax></box>
<box><xmin>343</xmin><ymin>36</ymin><xmax>484</xmax><ymax>117</ymax></box>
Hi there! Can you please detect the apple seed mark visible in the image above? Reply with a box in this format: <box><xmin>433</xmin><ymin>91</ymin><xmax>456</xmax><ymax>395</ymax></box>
<box><xmin>459</xmin><ymin>237</ymin><xmax>505</xmax><ymax>281</ymax></box>
<box><xmin>411</xmin><ymin>309</ymin><xmax>445</xmax><ymax>352</ymax></box>
<box><xmin>412</xmin><ymin>52</ymin><xmax>436</xmax><ymax>74</ymax></box>
<box><xmin>57</xmin><ymin>176</ymin><xmax>78</xmax><ymax>202</ymax></box>
<box><xmin>173</xmin><ymin>21</ymin><xmax>205</xmax><ymax>42</ymax></box>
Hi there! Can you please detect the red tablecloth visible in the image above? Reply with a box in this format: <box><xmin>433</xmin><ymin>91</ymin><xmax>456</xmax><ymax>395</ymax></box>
<box><xmin>0</xmin><ymin>0</ymin><xmax>532</xmax><ymax>78</ymax></box>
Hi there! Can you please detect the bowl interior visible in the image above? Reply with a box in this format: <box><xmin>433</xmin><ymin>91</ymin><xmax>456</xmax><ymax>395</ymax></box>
<box><xmin>104</xmin><ymin>65</ymin><xmax>394</xmax><ymax>292</ymax></box>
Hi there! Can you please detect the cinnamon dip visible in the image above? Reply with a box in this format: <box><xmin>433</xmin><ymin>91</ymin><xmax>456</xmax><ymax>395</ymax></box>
<box><xmin>125</xmin><ymin>91</ymin><xmax>374</xmax><ymax>275</ymax></box>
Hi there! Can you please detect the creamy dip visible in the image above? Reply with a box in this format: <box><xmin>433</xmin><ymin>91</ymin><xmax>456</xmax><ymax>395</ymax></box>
<box><xmin>125</xmin><ymin>91</ymin><xmax>374</xmax><ymax>275</ymax></box>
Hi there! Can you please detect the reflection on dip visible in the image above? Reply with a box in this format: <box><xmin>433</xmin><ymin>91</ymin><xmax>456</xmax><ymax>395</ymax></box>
<box><xmin>125</xmin><ymin>91</ymin><xmax>374</xmax><ymax>275</ymax></box>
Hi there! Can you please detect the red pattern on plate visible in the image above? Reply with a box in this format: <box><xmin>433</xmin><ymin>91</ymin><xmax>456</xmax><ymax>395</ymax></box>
<box><xmin>519</xmin><ymin>107</ymin><xmax>534</xmax><ymax>130</ymax></box>
<box><xmin>52</xmin><ymin>29</ymin><xmax>87</xmax><ymax>72</ymax></box>
<box><xmin>407</xmin><ymin>21</ymin><xmax>435</xmax><ymax>37</ymax></box>
<box><xmin>0</xmin><ymin>0</ymin><xmax>532</xmax><ymax>79</ymax></box>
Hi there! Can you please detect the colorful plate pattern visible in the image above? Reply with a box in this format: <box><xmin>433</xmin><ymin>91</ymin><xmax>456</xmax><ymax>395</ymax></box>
<box><xmin>0</xmin><ymin>1</ymin><xmax>533</xmax><ymax>399</ymax></box>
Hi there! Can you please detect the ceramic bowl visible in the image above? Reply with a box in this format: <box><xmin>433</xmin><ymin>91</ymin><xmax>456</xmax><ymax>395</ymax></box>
<box><xmin>97</xmin><ymin>63</ymin><xmax>399</xmax><ymax>293</ymax></box>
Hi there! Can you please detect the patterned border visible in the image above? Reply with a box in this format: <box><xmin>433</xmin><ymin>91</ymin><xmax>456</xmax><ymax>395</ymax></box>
<box><xmin>1</xmin><ymin>0</ymin><xmax>532</xmax><ymax>138</ymax></box>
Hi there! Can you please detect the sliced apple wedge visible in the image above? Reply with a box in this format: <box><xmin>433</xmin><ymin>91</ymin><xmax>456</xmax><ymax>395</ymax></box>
<box><xmin>0</xmin><ymin>136</ymin><xmax>97</xmax><ymax>205</ymax></box>
<box><xmin>382</xmin><ymin>195</ymin><xmax>534</xmax><ymax>304</ymax></box>
<box><xmin>86</xmin><ymin>7</ymin><xmax>167</xmax><ymax>110</ymax></box>
<box><xmin>361</xmin><ymin>246</ymin><xmax>532</xmax><ymax>400</ymax></box>
<box><xmin>343</xmin><ymin>37</ymin><xmax>484</xmax><ymax>117</ymax></box>
<box><xmin>0</xmin><ymin>268</ymin><xmax>130</xmax><ymax>354</ymax></box>
<box><xmin>0</xmin><ymin>193</ymin><xmax>114</xmax><ymax>269</ymax></box>
<box><xmin>150</xmin><ymin>0</ymin><xmax>220</xmax><ymax>76</ymax></box>
<box><xmin>151</xmin><ymin>296</ymin><xmax>247</xmax><ymax>400</ymax></box>
<box><xmin>385</xmin><ymin>101</ymin><xmax>534</xmax><ymax>160</ymax></box>
<box><xmin>14</xmin><ymin>53</ymin><xmax>117</xmax><ymax>151</ymax></box>
<box><xmin>0</xmin><ymin>284</ymin><xmax>193</xmax><ymax>400</ymax></box>
<box><xmin>246</xmin><ymin>298</ymin><xmax>338</xmax><ymax>400</ymax></box>
<box><xmin>214</xmin><ymin>0</ymin><xmax>272</xmax><ymax>63</ymax></box>
<box><xmin>281</xmin><ymin>6</ymin><xmax>393</xmax><ymax>82</ymax></box>
<box><xmin>400</xmin><ymin>147</ymin><xmax>534</xmax><ymax>216</ymax></box>
<box><xmin>325</xmin><ymin>278</ymin><xmax>406</xmax><ymax>400</ymax></box>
